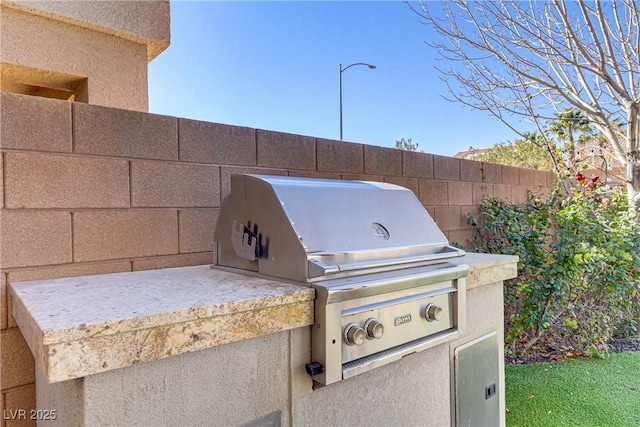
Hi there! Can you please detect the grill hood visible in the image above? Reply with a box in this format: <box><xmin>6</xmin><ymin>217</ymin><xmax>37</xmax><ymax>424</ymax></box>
<box><xmin>213</xmin><ymin>174</ymin><xmax>465</xmax><ymax>283</ymax></box>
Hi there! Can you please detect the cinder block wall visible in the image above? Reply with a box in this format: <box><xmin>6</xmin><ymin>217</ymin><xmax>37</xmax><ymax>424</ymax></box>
<box><xmin>0</xmin><ymin>92</ymin><xmax>555</xmax><ymax>425</ymax></box>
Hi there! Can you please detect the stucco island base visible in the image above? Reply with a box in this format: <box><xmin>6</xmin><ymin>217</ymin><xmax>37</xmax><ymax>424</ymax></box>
<box><xmin>12</xmin><ymin>254</ymin><xmax>516</xmax><ymax>426</ymax></box>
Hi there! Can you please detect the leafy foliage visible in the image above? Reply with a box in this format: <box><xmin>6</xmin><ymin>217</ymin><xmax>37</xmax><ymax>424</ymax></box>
<box><xmin>470</xmin><ymin>110</ymin><xmax>596</xmax><ymax>176</ymax></box>
<box><xmin>469</xmin><ymin>137</ymin><xmax>553</xmax><ymax>170</ymax></box>
<box><xmin>394</xmin><ymin>138</ymin><xmax>421</xmax><ymax>152</ymax></box>
<box><xmin>547</xmin><ymin>108</ymin><xmax>593</xmax><ymax>172</ymax></box>
<box><xmin>470</xmin><ymin>180</ymin><xmax>640</xmax><ymax>358</ymax></box>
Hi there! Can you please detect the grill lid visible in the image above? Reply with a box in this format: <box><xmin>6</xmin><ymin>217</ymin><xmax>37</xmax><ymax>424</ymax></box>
<box><xmin>214</xmin><ymin>174</ymin><xmax>464</xmax><ymax>283</ymax></box>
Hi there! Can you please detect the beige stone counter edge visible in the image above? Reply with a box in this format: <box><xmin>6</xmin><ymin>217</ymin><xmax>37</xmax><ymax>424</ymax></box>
<box><xmin>10</xmin><ymin>253</ymin><xmax>517</xmax><ymax>383</ymax></box>
<box><xmin>450</xmin><ymin>252</ymin><xmax>519</xmax><ymax>289</ymax></box>
<box><xmin>9</xmin><ymin>265</ymin><xmax>315</xmax><ymax>382</ymax></box>
<box><xmin>44</xmin><ymin>299</ymin><xmax>314</xmax><ymax>383</ymax></box>
<box><xmin>11</xmin><ymin>266</ymin><xmax>315</xmax><ymax>345</ymax></box>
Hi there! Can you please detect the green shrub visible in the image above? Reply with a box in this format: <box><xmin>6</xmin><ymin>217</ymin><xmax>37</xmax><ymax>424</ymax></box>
<box><xmin>470</xmin><ymin>177</ymin><xmax>640</xmax><ymax>358</ymax></box>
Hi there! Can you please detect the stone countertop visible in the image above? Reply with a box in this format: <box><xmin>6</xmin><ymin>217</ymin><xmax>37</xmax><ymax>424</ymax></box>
<box><xmin>9</xmin><ymin>253</ymin><xmax>517</xmax><ymax>384</ymax></box>
<box><xmin>449</xmin><ymin>252</ymin><xmax>518</xmax><ymax>290</ymax></box>
<box><xmin>9</xmin><ymin>266</ymin><xmax>315</xmax><ymax>383</ymax></box>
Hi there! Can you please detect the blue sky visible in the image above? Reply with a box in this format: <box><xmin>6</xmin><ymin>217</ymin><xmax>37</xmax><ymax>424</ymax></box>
<box><xmin>148</xmin><ymin>1</ymin><xmax>520</xmax><ymax>157</ymax></box>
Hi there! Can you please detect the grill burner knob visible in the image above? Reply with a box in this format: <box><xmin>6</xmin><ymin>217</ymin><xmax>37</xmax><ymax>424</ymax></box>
<box><xmin>364</xmin><ymin>318</ymin><xmax>384</xmax><ymax>339</ymax></box>
<box><xmin>424</xmin><ymin>304</ymin><xmax>443</xmax><ymax>322</ymax></box>
<box><xmin>343</xmin><ymin>323</ymin><xmax>366</xmax><ymax>346</ymax></box>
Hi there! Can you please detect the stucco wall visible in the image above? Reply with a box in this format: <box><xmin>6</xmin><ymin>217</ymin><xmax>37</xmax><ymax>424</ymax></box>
<box><xmin>0</xmin><ymin>92</ymin><xmax>555</xmax><ymax>426</ymax></box>
<box><xmin>2</xmin><ymin>0</ymin><xmax>169</xmax><ymax>60</ymax></box>
<box><xmin>0</xmin><ymin>0</ymin><xmax>169</xmax><ymax>111</ymax></box>
<box><xmin>36</xmin><ymin>331</ymin><xmax>293</xmax><ymax>426</ymax></box>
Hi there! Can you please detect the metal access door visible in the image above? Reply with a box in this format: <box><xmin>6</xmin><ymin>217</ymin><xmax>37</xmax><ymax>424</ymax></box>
<box><xmin>452</xmin><ymin>330</ymin><xmax>500</xmax><ymax>427</ymax></box>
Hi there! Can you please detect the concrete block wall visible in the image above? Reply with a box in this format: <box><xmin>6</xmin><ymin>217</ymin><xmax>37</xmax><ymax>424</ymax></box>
<box><xmin>0</xmin><ymin>92</ymin><xmax>555</xmax><ymax>426</ymax></box>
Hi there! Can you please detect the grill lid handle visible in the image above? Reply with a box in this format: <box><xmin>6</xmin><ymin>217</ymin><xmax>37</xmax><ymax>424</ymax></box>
<box><xmin>307</xmin><ymin>245</ymin><xmax>466</xmax><ymax>279</ymax></box>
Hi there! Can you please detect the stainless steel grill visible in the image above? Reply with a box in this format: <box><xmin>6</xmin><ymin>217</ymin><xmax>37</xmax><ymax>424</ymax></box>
<box><xmin>213</xmin><ymin>174</ymin><xmax>468</xmax><ymax>386</ymax></box>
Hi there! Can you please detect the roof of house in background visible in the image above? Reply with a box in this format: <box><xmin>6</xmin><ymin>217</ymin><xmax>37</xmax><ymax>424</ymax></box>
<box><xmin>453</xmin><ymin>148</ymin><xmax>490</xmax><ymax>159</ymax></box>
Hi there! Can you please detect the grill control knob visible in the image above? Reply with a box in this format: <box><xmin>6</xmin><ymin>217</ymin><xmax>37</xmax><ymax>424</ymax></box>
<box><xmin>343</xmin><ymin>323</ymin><xmax>366</xmax><ymax>346</ymax></box>
<box><xmin>424</xmin><ymin>304</ymin><xmax>443</xmax><ymax>322</ymax></box>
<box><xmin>364</xmin><ymin>318</ymin><xmax>384</xmax><ymax>339</ymax></box>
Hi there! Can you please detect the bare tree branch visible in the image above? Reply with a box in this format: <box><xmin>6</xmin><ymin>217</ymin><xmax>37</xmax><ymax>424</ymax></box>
<box><xmin>410</xmin><ymin>0</ymin><xmax>640</xmax><ymax>213</ymax></box>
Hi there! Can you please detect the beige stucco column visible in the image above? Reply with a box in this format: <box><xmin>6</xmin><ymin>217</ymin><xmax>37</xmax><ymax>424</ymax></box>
<box><xmin>0</xmin><ymin>1</ymin><xmax>170</xmax><ymax>111</ymax></box>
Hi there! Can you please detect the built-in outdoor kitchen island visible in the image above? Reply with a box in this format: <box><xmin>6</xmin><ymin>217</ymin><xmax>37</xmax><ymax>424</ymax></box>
<box><xmin>10</xmin><ymin>175</ymin><xmax>518</xmax><ymax>427</ymax></box>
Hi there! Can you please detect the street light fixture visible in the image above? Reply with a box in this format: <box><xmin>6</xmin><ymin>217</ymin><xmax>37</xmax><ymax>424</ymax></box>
<box><xmin>339</xmin><ymin>62</ymin><xmax>376</xmax><ymax>141</ymax></box>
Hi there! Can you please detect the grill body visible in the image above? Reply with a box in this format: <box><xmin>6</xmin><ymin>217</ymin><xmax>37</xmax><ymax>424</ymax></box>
<box><xmin>214</xmin><ymin>174</ymin><xmax>468</xmax><ymax>386</ymax></box>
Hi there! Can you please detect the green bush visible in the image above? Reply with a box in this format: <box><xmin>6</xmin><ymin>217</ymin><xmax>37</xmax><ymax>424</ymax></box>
<box><xmin>470</xmin><ymin>177</ymin><xmax>640</xmax><ymax>358</ymax></box>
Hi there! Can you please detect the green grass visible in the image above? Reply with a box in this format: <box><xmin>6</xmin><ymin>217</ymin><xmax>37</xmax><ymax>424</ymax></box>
<box><xmin>505</xmin><ymin>352</ymin><xmax>640</xmax><ymax>427</ymax></box>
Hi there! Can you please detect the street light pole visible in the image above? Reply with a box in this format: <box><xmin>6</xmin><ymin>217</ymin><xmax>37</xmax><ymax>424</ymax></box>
<box><xmin>339</xmin><ymin>62</ymin><xmax>376</xmax><ymax>141</ymax></box>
